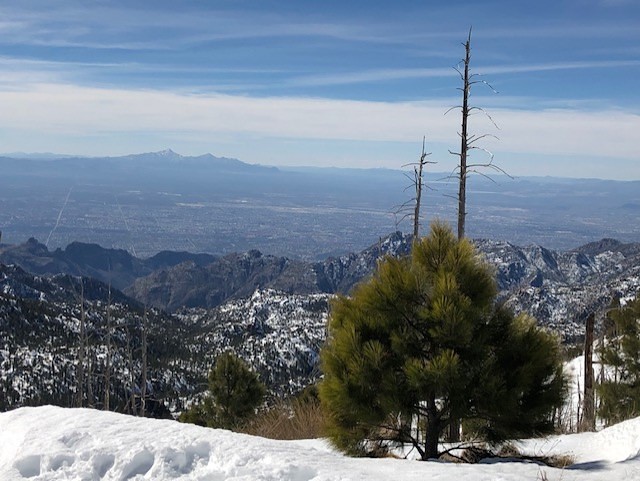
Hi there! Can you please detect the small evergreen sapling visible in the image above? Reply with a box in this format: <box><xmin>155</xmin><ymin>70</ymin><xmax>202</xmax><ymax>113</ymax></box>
<box><xmin>598</xmin><ymin>296</ymin><xmax>640</xmax><ymax>426</ymax></box>
<box><xmin>180</xmin><ymin>352</ymin><xmax>265</xmax><ymax>430</ymax></box>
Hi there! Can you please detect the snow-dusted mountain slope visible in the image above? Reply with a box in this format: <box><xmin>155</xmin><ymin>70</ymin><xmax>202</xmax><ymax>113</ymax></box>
<box><xmin>0</xmin><ymin>263</ymin><xmax>329</xmax><ymax>408</ymax></box>
<box><xmin>0</xmin><ymin>264</ymin><xmax>199</xmax><ymax>412</ymax></box>
<box><xmin>1</xmin><ymin>405</ymin><xmax>640</xmax><ymax>480</ymax></box>
<box><xmin>477</xmin><ymin>238</ymin><xmax>640</xmax><ymax>340</ymax></box>
<box><xmin>128</xmin><ymin>234</ymin><xmax>640</xmax><ymax>341</ymax></box>
<box><xmin>3</xmin><ymin>232</ymin><xmax>639</xmax><ymax>339</ymax></box>
<box><xmin>126</xmin><ymin>231</ymin><xmax>411</xmax><ymax>311</ymax></box>
<box><xmin>2</xmin><ymin>233</ymin><xmax>639</xmax><ymax>411</ymax></box>
<box><xmin>176</xmin><ymin>289</ymin><xmax>330</xmax><ymax>396</ymax></box>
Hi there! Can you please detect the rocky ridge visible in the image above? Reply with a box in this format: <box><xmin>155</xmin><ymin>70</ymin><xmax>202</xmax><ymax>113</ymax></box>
<box><xmin>126</xmin><ymin>232</ymin><xmax>411</xmax><ymax>311</ymax></box>
<box><xmin>0</xmin><ymin>238</ymin><xmax>216</xmax><ymax>290</ymax></box>
<box><xmin>127</xmin><ymin>234</ymin><xmax>640</xmax><ymax>341</ymax></box>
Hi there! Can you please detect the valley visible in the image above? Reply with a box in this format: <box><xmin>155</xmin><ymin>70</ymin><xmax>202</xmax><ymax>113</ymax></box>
<box><xmin>1</xmin><ymin>151</ymin><xmax>638</xmax><ymax>259</ymax></box>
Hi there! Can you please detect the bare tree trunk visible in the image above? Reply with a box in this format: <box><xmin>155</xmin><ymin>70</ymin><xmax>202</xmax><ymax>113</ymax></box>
<box><xmin>445</xmin><ymin>33</ymin><xmax>472</xmax><ymax>443</ymax></box>
<box><xmin>456</xmin><ymin>32</ymin><xmax>471</xmax><ymax>241</ymax></box>
<box><xmin>395</xmin><ymin>137</ymin><xmax>434</xmax><ymax>241</ymax></box>
<box><xmin>576</xmin><ymin>378</ymin><xmax>582</xmax><ymax>431</ymax></box>
<box><xmin>126</xmin><ymin>325</ymin><xmax>136</xmax><ymax>415</ymax></box>
<box><xmin>448</xmin><ymin>32</ymin><xmax>472</xmax><ymax>442</ymax></box>
<box><xmin>449</xmin><ymin>29</ymin><xmax>505</xmax><ymax>240</ymax></box>
<box><xmin>76</xmin><ymin>281</ymin><xmax>86</xmax><ymax>408</ymax></box>
<box><xmin>424</xmin><ymin>394</ymin><xmax>440</xmax><ymax>460</ymax></box>
<box><xmin>581</xmin><ymin>313</ymin><xmax>595</xmax><ymax>431</ymax></box>
<box><xmin>140</xmin><ymin>309</ymin><xmax>148</xmax><ymax>417</ymax></box>
<box><xmin>104</xmin><ymin>282</ymin><xmax>112</xmax><ymax>411</ymax></box>
<box><xmin>87</xmin><ymin>356</ymin><xmax>94</xmax><ymax>408</ymax></box>
<box><xmin>449</xmin><ymin>28</ymin><xmax>506</xmax><ymax>443</ymax></box>
<box><xmin>413</xmin><ymin>138</ymin><xmax>430</xmax><ymax>240</ymax></box>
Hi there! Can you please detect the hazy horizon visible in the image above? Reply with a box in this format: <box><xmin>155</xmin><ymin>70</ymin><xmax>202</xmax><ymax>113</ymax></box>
<box><xmin>2</xmin><ymin>149</ymin><xmax>639</xmax><ymax>183</ymax></box>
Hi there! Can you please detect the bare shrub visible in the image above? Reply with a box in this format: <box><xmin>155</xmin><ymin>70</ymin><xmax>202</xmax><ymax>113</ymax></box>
<box><xmin>242</xmin><ymin>397</ymin><xmax>325</xmax><ymax>440</ymax></box>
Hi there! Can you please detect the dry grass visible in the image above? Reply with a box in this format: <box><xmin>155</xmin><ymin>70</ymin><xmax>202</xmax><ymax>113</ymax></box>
<box><xmin>539</xmin><ymin>454</ymin><xmax>574</xmax><ymax>469</ymax></box>
<box><xmin>242</xmin><ymin>398</ymin><xmax>326</xmax><ymax>440</ymax></box>
<box><xmin>456</xmin><ymin>443</ymin><xmax>575</xmax><ymax>468</ymax></box>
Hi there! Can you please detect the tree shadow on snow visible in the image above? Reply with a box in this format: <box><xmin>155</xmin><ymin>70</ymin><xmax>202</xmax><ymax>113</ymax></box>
<box><xmin>566</xmin><ymin>460</ymin><xmax>608</xmax><ymax>471</ymax></box>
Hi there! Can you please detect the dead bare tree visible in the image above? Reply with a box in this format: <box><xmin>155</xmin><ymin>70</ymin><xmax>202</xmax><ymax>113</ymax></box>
<box><xmin>71</xmin><ymin>278</ymin><xmax>87</xmax><ymax>408</ymax></box>
<box><xmin>103</xmin><ymin>277</ymin><xmax>112</xmax><ymax>411</ymax></box>
<box><xmin>447</xmin><ymin>28</ymin><xmax>506</xmax><ymax>240</ymax></box>
<box><xmin>580</xmin><ymin>312</ymin><xmax>595</xmax><ymax>432</ymax></box>
<box><xmin>125</xmin><ymin>323</ymin><xmax>137</xmax><ymax>415</ymax></box>
<box><xmin>86</xmin><ymin>353</ymin><xmax>94</xmax><ymax>409</ymax></box>
<box><xmin>140</xmin><ymin>306</ymin><xmax>149</xmax><ymax>417</ymax></box>
<box><xmin>446</xmin><ymin>29</ymin><xmax>507</xmax><ymax>442</ymax></box>
<box><xmin>395</xmin><ymin>137</ymin><xmax>436</xmax><ymax>240</ymax></box>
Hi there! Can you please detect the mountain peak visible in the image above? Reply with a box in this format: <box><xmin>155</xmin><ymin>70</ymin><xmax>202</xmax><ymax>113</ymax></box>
<box><xmin>154</xmin><ymin>149</ymin><xmax>181</xmax><ymax>159</ymax></box>
<box><xmin>573</xmin><ymin>238</ymin><xmax>624</xmax><ymax>256</ymax></box>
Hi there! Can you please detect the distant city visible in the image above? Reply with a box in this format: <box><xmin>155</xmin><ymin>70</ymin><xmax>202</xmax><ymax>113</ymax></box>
<box><xmin>1</xmin><ymin>151</ymin><xmax>638</xmax><ymax>259</ymax></box>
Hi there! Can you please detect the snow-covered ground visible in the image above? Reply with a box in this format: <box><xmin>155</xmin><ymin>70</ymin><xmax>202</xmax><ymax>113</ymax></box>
<box><xmin>1</xmin><ymin>406</ymin><xmax>640</xmax><ymax>480</ymax></box>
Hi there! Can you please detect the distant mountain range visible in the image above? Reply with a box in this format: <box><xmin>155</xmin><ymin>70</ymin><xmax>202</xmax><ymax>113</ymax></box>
<box><xmin>0</xmin><ymin>149</ymin><xmax>278</xmax><ymax>179</ymax></box>
<box><xmin>0</xmin><ymin>233</ymin><xmax>408</xmax><ymax>309</ymax></box>
<box><xmin>128</xmin><ymin>234</ymin><xmax>640</xmax><ymax>341</ymax></box>
<box><xmin>0</xmin><ymin>152</ymin><xmax>79</xmax><ymax>160</ymax></box>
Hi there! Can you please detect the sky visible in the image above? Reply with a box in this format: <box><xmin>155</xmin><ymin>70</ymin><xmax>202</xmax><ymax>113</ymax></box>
<box><xmin>0</xmin><ymin>0</ymin><xmax>638</xmax><ymax>180</ymax></box>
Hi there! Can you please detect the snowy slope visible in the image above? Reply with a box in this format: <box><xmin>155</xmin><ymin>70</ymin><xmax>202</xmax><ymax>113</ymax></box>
<box><xmin>519</xmin><ymin>416</ymin><xmax>640</xmax><ymax>466</ymax></box>
<box><xmin>1</xmin><ymin>406</ymin><xmax>640</xmax><ymax>480</ymax></box>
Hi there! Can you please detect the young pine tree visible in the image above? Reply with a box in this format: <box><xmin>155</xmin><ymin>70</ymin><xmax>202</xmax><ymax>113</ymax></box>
<box><xmin>319</xmin><ymin>222</ymin><xmax>565</xmax><ymax>460</ymax></box>
<box><xmin>208</xmin><ymin>352</ymin><xmax>266</xmax><ymax>429</ymax></box>
<box><xmin>598</xmin><ymin>296</ymin><xmax>640</xmax><ymax>426</ymax></box>
<box><xmin>180</xmin><ymin>352</ymin><xmax>266</xmax><ymax>430</ymax></box>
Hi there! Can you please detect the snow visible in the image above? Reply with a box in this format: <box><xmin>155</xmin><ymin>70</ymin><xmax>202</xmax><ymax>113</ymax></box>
<box><xmin>519</xmin><ymin>416</ymin><xmax>640</xmax><ymax>466</ymax></box>
<box><xmin>1</xmin><ymin>406</ymin><xmax>640</xmax><ymax>480</ymax></box>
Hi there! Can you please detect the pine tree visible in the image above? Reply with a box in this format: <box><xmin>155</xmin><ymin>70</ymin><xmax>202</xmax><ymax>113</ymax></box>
<box><xmin>598</xmin><ymin>295</ymin><xmax>640</xmax><ymax>426</ymax></box>
<box><xmin>208</xmin><ymin>352</ymin><xmax>266</xmax><ymax>429</ymax></box>
<box><xmin>180</xmin><ymin>352</ymin><xmax>265</xmax><ymax>430</ymax></box>
<box><xmin>468</xmin><ymin>306</ymin><xmax>566</xmax><ymax>441</ymax></box>
<box><xmin>319</xmin><ymin>222</ymin><xmax>565</xmax><ymax>460</ymax></box>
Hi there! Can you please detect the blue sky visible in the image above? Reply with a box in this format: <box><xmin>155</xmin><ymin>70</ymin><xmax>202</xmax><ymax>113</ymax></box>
<box><xmin>0</xmin><ymin>0</ymin><xmax>638</xmax><ymax>179</ymax></box>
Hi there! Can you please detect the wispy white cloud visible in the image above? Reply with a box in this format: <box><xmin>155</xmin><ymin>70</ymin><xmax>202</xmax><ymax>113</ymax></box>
<box><xmin>0</xmin><ymin>55</ymin><xmax>286</xmax><ymax>76</ymax></box>
<box><xmin>482</xmin><ymin>23</ymin><xmax>640</xmax><ymax>39</ymax></box>
<box><xmin>289</xmin><ymin>60</ymin><xmax>640</xmax><ymax>87</ymax></box>
<box><xmin>0</xmin><ymin>82</ymin><xmax>637</xmax><ymax>172</ymax></box>
<box><xmin>3</xmin><ymin>42</ymin><xmax>636</xmax><ymax>102</ymax></box>
<box><xmin>289</xmin><ymin>68</ymin><xmax>456</xmax><ymax>87</ymax></box>
<box><xmin>0</xmin><ymin>55</ymin><xmax>290</xmax><ymax>95</ymax></box>
<box><xmin>1</xmin><ymin>1</ymin><xmax>638</xmax><ymax>55</ymax></box>
<box><xmin>480</xmin><ymin>60</ymin><xmax>640</xmax><ymax>74</ymax></box>
<box><xmin>0</xmin><ymin>3</ymin><xmax>420</xmax><ymax>51</ymax></box>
